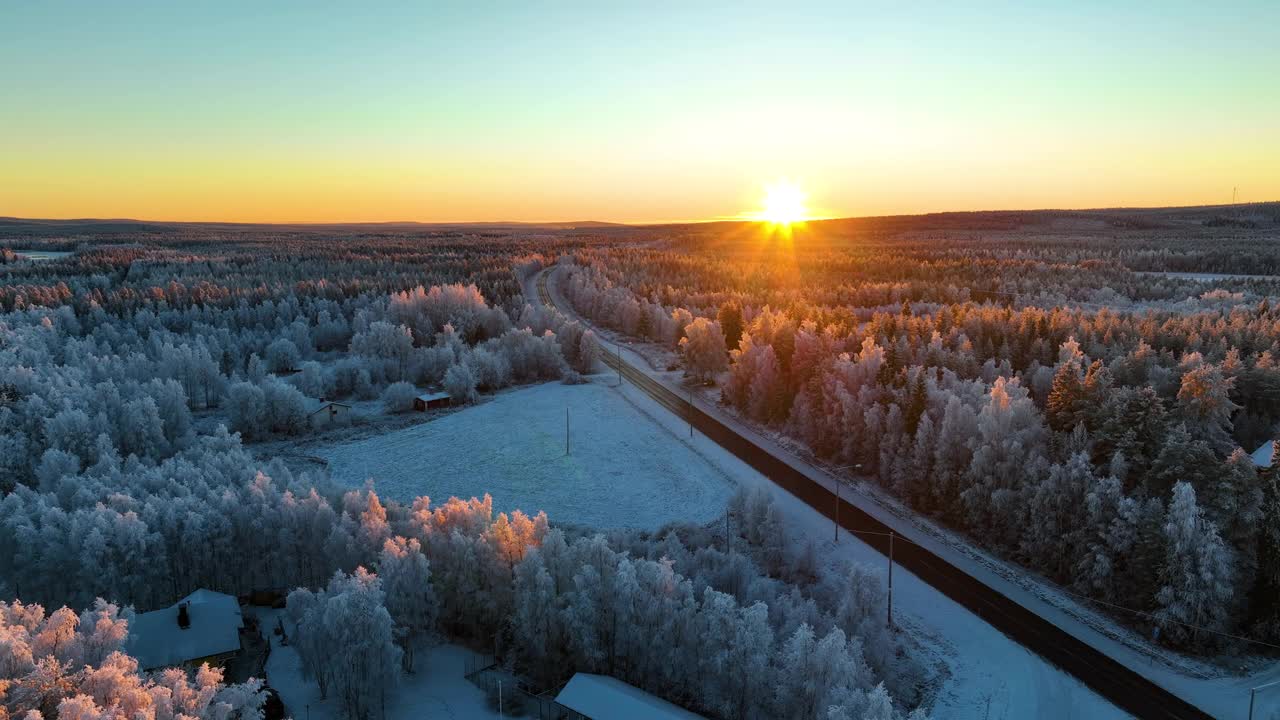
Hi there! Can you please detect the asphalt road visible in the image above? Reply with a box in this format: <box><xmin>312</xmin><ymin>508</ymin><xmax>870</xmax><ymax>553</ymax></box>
<box><xmin>536</xmin><ymin>269</ymin><xmax>1214</xmax><ymax>720</ymax></box>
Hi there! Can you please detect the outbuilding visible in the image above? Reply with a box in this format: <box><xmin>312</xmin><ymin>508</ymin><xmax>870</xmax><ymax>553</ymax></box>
<box><xmin>555</xmin><ymin>673</ymin><xmax>704</xmax><ymax>720</ymax></box>
<box><xmin>309</xmin><ymin>399</ymin><xmax>352</xmax><ymax>429</ymax></box>
<box><xmin>1251</xmin><ymin>440</ymin><xmax>1275</xmax><ymax>468</ymax></box>
<box><xmin>413</xmin><ymin>391</ymin><xmax>451</xmax><ymax>412</ymax></box>
<box><xmin>125</xmin><ymin>589</ymin><xmax>244</xmax><ymax>671</ymax></box>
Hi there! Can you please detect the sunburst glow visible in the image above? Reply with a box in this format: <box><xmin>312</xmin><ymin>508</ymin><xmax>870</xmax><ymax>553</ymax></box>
<box><xmin>756</xmin><ymin>181</ymin><xmax>809</xmax><ymax>224</ymax></box>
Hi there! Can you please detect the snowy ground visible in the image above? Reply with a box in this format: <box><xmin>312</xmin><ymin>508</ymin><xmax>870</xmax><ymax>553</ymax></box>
<box><xmin>315</xmin><ymin>380</ymin><xmax>739</xmax><ymax>529</ymax></box>
<box><xmin>256</xmin><ymin>608</ymin><xmax>504</xmax><ymax>720</ymax></box>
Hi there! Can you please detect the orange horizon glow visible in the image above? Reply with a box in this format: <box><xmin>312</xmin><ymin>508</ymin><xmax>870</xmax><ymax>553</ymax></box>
<box><xmin>3</xmin><ymin>5</ymin><xmax>1277</xmax><ymax>225</ymax></box>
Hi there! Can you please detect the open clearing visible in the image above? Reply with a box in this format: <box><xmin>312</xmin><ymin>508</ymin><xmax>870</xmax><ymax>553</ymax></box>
<box><xmin>317</xmin><ymin>379</ymin><xmax>738</xmax><ymax>529</ymax></box>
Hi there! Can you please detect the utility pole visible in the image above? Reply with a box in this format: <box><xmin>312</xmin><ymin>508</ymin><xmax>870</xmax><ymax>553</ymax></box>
<box><xmin>887</xmin><ymin>531</ymin><xmax>895</xmax><ymax>628</ymax></box>
<box><xmin>688</xmin><ymin>389</ymin><xmax>694</xmax><ymax>438</ymax></box>
<box><xmin>829</xmin><ymin>464</ymin><xmax>861</xmax><ymax>542</ymax></box>
<box><xmin>617</xmin><ymin>343</ymin><xmax>622</xmax><ymax>387</ymax></box>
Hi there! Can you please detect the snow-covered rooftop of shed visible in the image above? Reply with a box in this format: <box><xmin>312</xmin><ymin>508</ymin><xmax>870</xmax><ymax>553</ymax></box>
<box><xmin>1252</xmin><ymin>441</ymin><xmax>1274</xmax><ymax>468</ymax></box>
<box><xmin>555</xmin><ymin>673</ymin><xmax>704</xmax><ymax>720</ymax></box>
<box><xmin>307</xmin><ymin>400</ymin><xmax>351</xmax><ymax>414</ymax></box>
<box><xmin>126</xmin><ymin>589</ymin><xmax>243</xmax><ymax>670</ymax></box>
<box><xmin>416</xmin><ymin>391</ymin><xmax>451</xmax><ymax>402</ymax></box>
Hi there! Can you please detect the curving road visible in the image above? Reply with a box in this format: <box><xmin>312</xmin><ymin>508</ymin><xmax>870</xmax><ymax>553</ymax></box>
<box><xmin>535</xmin><ymin>268</ymin><xmax>1213</xmax><ymax>720</ymax></box>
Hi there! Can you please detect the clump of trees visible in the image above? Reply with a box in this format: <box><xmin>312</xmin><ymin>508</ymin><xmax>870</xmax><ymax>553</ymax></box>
<box><xmin>0</xmin><ymin>598</ymin><xmax>265</xmax><ymax>720</ymax></box>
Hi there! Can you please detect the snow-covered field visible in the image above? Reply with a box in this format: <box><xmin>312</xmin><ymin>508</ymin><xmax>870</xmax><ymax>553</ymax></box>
<box><xmin>316</xmin><ymin>380</ymin><xmax>738</xmax><ymax>529</ymax></box>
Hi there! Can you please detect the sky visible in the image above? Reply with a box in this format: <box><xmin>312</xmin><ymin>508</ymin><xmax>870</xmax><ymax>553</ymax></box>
<box><xmin>2</xmin><ymin>1</ymin><xmax>1277</xmax><ymax>224</ymax></box>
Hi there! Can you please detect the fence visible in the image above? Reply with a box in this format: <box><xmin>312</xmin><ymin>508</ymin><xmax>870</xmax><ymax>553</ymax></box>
<box><xmin>462</xmin><ymin>653</ymin><xmax>587</xmax><ymax>720</ymax></box>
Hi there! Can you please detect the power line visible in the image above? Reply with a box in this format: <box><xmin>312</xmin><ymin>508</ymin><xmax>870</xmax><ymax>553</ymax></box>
<box><xmin>829</xmin><ymin>510</ymin><xmax>1280</xmax><ymax>652</ymax></box>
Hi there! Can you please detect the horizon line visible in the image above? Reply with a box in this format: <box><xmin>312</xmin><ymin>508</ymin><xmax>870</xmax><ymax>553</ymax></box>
<box><xmin>2</xmin><ymin>199</ymin><xmax>1276</xmax><ymax>229</ymax></box>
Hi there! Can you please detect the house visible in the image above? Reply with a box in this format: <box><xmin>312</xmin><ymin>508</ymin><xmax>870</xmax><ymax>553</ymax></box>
<box><xmin>413</xmin><ymin>391</ymin><xmax>451</xmax><ymax>412</ymax></box>
<box><xmin>309</xmin><ymin>399</ymin><xmax>352</xmax><ymax>429</ymax></box>
<box><xmin>555</xmin><ymin>673</ymin><xmax>705</xmax><ymax>720</ymax></box>
<box><xmin>125</xmin><ymin>589</ymin><xmax>244</xmax><ymax>671</ymax></box>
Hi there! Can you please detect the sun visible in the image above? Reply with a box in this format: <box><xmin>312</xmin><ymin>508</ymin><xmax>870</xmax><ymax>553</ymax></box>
<box><xmin>756</xmin><ymin>181</ymin><xmax>809</xmax><ymax>224</ymax></box>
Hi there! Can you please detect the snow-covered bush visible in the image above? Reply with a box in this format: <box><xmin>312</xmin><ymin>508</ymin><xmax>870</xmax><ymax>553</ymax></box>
<box><xmin>381</xmin><ymin>381</ymin><xmax>418</xmax><ymax>414</ymax></box>
<box><xmin>443</xmin><ymin>363</ymin><xmax>478</xmax><ymax>405</ymax></box>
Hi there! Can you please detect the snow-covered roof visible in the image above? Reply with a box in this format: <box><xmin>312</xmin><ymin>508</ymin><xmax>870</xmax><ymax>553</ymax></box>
<box><xmin>126</xmin><ymin>589</ymin><xmax>243</xmax><ymax>670</ymax></box>
<box><xmin>416</xmin><ymin>391</ymin><xmax>451</xmax><ymax>402</ymax></box>
<box><xmin>1252</xmin><ymin>441</ymin><xmax>1274</xmax><ymax>468</ymax></box>
<box><xmin>555</xmin><ymin>673</ymin><xmax>704</xmax><ymax>720</ymax></box>
<box><xmin>307</xmin><ymin>400</ymin><xmax>352</xmax><ymax>415</ymax></box>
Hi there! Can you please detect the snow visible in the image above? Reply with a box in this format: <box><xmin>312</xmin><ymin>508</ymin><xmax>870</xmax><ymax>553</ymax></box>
<box><xmin>534</xmin><ymin>265</ymin><xmax>1279</xmax><ymax>720</ymax></box>
<box><xmin>556</xmin><ymin>673</ymin><xmax>705</xmax><ymax>720</ymax></box>
<box><xmin>316</xmin><ymin>380</ymin><xmax>738</xmax><ymax>529</ymax></box>
<box><xmin>258</xmin><ymin>609</ymin><xmax>505</xmax><ymax>720</ymax></box>
<box><xmin>1251</xmin><ymin>441</ymin><xmax>1273</xmax><ymax>468</ymax></box>
<box><xmin>126</xmin><ymin>589</ymin><xmax>243</xmax><ymax>670</ymax></box>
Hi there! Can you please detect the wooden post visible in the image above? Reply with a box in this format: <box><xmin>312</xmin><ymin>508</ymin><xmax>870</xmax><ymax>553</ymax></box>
<box><xmin>565</xmin><ymin>406</ymin><xmax>569</xmax><ymax>456</ymax></box>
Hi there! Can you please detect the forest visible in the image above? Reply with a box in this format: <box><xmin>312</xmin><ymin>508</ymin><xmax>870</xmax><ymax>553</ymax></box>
<box><xmin>2</xmin><ymin>209</ymin><xmax>1279</xmax><ymax>719</ymax></box>
<box><xmin>0</xmin><ymin>227</ymin><xmax>927</xmax><ymax>720</ymax></box>
<box><xmin>557</xmin><ymin>208</ymin><xmax>1280</xmax><ymax>656</ymax></box>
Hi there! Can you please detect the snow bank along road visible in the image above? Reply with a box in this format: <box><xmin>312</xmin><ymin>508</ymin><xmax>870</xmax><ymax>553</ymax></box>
<box><xmin>535</xmin><ymin>269</ymin><xmax>1212</xmax><ymax>720</ymax></box>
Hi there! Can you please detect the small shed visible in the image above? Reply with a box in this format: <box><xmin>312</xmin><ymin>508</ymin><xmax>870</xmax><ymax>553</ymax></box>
<box><xmin>126</xmin><ymin>589</ymin><xmax>244</xmax><ymax>671</ymax></box>
<box><xmin>555</xmin><ymin>673</ymin><xmax>704</xmax><ymax>720</ymax></box>
<box><xmin>413</xmin><ymin>391</ymin><xmax>451</xmax><ymax>412</ymax></box>
<box><xmin>309</xmin><ymin>400</ymin><xmax>353</xmax><ymax>429</ymax></box>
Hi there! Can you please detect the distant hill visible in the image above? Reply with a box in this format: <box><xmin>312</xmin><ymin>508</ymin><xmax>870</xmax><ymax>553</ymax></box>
<box><xmin>1</xmin><ymin>202</ymin><xmax>1276</xmax><ymax>238</ymax></box>
<box><xmin>0</xmin><ymin>217</ymin><xmax>631</xmax><ymax>237</ymax></box>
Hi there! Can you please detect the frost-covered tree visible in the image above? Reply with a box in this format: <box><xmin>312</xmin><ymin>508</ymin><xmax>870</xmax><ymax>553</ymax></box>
<box><xmin>576</xmin><ymin>330</ymin><xmax>600</xmax><ymax>374</ymax></box>
<box><xmin>291</xmin><ymin>568</ymin><xmax>401</xmax><ymax>720</ymax></box>
<box><xmin>680</xmin><ymin>317</ymin><xmax>728</xmax><ymax>382</ymax></box>
<box><xmin>1176</xmin><ymin>363</ymin><xmax>1240</xmax><ymax>453</ymax></box>
<box><xmin>264</xmin><ymin>337</ymin><xmax>301</xmax><ymax>373</ymax></box>
<box><xmin>1154</xmin><ymin>482</ymin><xmax>1236</xmax><ymax>648</ymax></box>
<box><xmin>377</xmin><ymin>537</ymin><xmax>437</xmax><ymax>671</ymax></box>
<box><xmin>0</xmin><ymin>598</ymin><xmax>264</xmax><ymax>720</ymax></box>
<box><xmin>381</xmin><ymin>381</ymin><xmax>418</xmax><ymax>414</ymax></box>
<box><xmin>443</xmin><ymin>363</ymin><xmax>478</xmax><ymax>405</ymax></box>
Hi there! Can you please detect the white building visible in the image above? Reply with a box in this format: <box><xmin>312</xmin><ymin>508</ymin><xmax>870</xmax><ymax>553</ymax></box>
<box><xmin>555</xmin><ymin>673</ymin><xmax>704</xmax><ymax>720</ymax></box>
<box><xmin>126</xmin><ymin>589</ymin><xmax>244</xmax><ymax>671</ymax></box>
<box><xmin>309</xmin><ymin>400</ymin><xmax>352</xmax><ymax>429</ymax></box>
